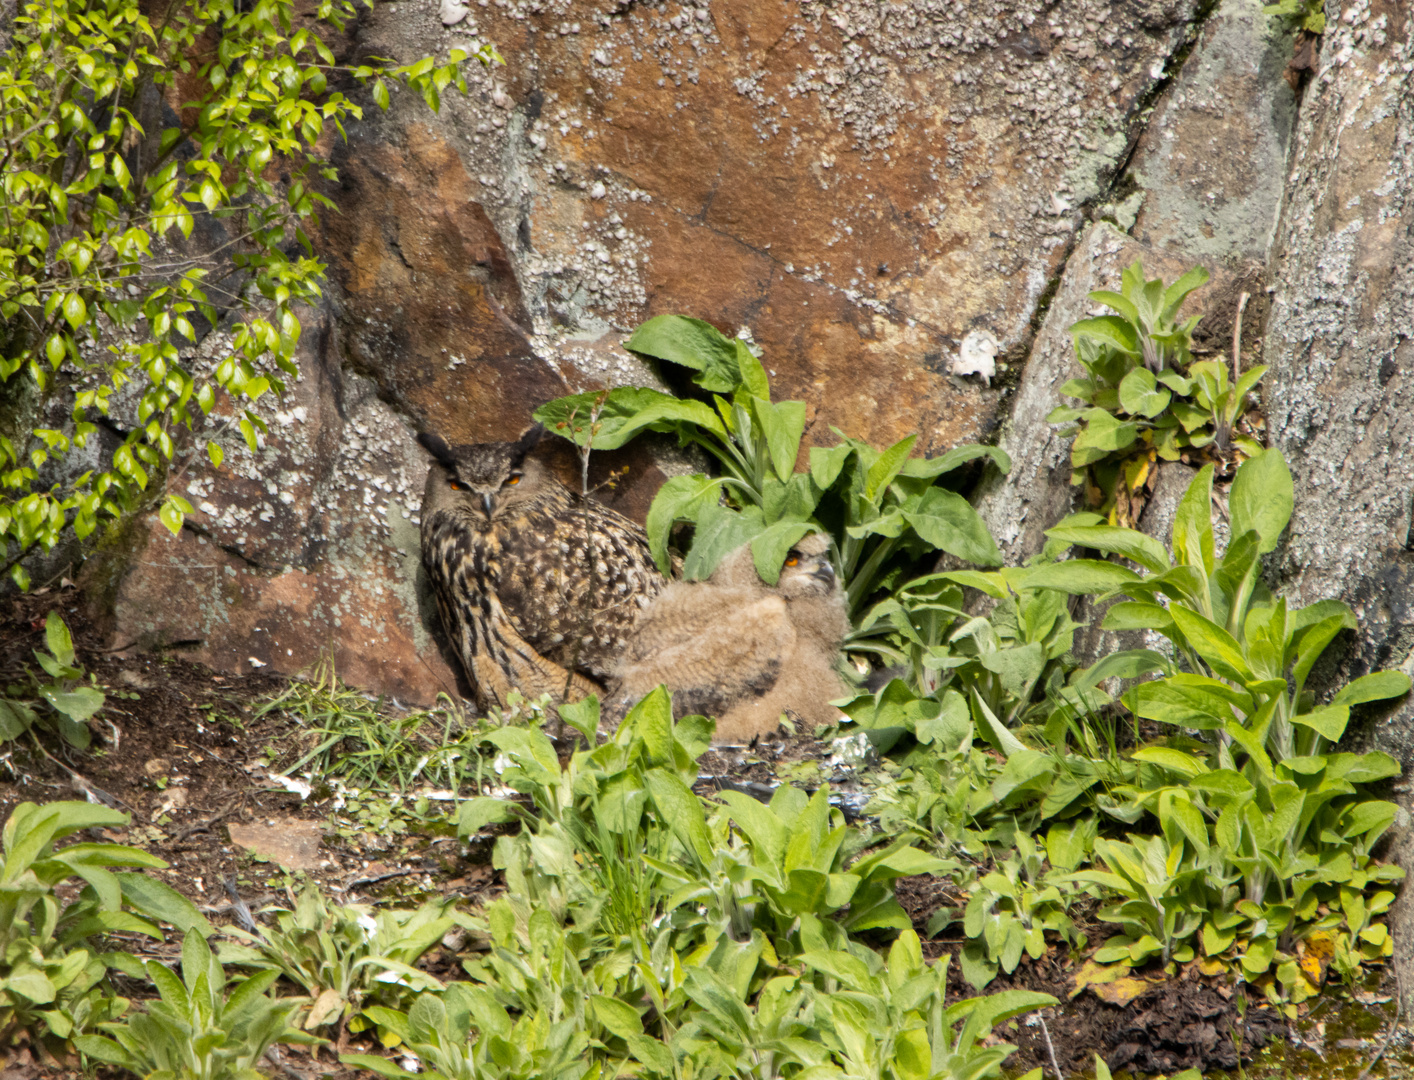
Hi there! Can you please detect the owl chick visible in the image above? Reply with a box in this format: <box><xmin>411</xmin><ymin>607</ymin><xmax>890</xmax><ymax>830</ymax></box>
<box><xmin>606</xmin><ymin>532</ymin><xmax>851</xmax><ymax>743</ymax></box>
<box><xmin>418</xmin><ymin>425</ymin><xmax>665</xmax><ymax>711</ymax></box>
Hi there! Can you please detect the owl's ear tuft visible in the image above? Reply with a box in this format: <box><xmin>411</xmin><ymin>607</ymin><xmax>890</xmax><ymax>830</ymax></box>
<box><xmin>417</xmin><ymin>431</ymin><xmax>458</xmax><ymax>467</ymax></box>
<box><xmin>513</xmin><ymin>423</ymin><xmax>546</xmax><ymax>458</ymax></box>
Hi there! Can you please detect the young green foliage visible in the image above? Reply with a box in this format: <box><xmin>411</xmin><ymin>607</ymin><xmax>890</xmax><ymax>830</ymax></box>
<box><xmin>1043</xmin><ymin>450</ymin><xmax>1407</xmax><ymax>993</ymax></box>
<box><xmin>1</xmin><ymin>611</ymin><xmax>105</xmax><ymax>749</ymax></box>
<box><xmin>77</xmin><ymin>929</ymin><xmax>318</xmax><ymax>1080</ymax></box>
<box><xmin>533</xmin><ymin>315</ymin><xmax>1007</xmax><ymax>612</ymax></box>
<box><xmin>1047</xmin><ymin>261</ymin><xmax>1266</xmax><ymax>522</ymax></box>
<box><xmin>218</xmin><ymin>887</ymin><xmax>462</xmax><ymax>1034</ymax></box>
<box><xmin>0</xmin><ymin>0</ymin><xmax>498</xmax><ymax>586</ymax></box>
<box><xmin>0</xmin><ymin>800</ymin><xmax>209</xmax><ymax>1052</ymax></box>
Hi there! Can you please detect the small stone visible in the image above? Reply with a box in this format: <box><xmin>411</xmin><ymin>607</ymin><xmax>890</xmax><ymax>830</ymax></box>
<box><xmin>589</xmin><ymin>181</ymin><xmax>607</xmax><ymax>199</ymax></box>
<box><xmin>439</xmin><ymin>0</ymin><xmax>469</xmax><ymax>26</ymax></box>
<box><xmin>953</xmin><ymin>330</ymin><xmax>999</xmax><ymax>384</ymax></box>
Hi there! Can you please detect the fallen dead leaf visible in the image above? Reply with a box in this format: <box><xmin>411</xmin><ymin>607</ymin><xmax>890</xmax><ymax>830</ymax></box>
<box><xmin>228</xmin><ymin>817</ymin><xmax>324</xmax><ymax>870</ymax></box>
<box><xmin>305</xmin><ymin>988</ymin><xmax>345</xmax><ymax>1029</ymax></box>
<box><xmin>1072</xmin><ymin>958</ymin><xmax>1167</xmax><ymax>1005</ymax></box>
<box><xmin>1298</xmin><ymin>930</ymin><xmax>1334</xmax><ymax>987</ymax></box>
<box><xmin>1093</xmin><ymin>974</ymin><xmax>1164</xmax><ymax>1006</ymax></box>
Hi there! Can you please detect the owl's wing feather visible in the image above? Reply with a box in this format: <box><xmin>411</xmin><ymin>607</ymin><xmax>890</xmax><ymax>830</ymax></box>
<box><xmin>424</xmin><ymin>506</ymin><xmax>596</xmax><ymax>710</ymax></box>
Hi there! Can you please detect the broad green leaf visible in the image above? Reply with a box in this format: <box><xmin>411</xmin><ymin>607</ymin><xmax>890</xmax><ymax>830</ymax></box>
<box><xmin>1160</xmin><ymin>265</ymin><xmax>1210</xmax><ymax>319</ymax></box>
<box><xmin>899</xmin><ymin>443</ymin><xmax>1011</xmax><ymax>479</ymax></box>
<box><xmin>1126</xmin><ymin>673</ymin><xmax>1252</xmax><ymax>730</ymax></box>
<box><xmin>1229</xmin><ymin>449</ymin><xmax>1293</xmax><ymax>554</ymax></box>
<box><xmin>866</xmin><ymin>434</ymin><xmax>918</xmax><ymax>501</ymax></box>
<box><xmin>1073</xmin><ymin>649</ymin><xmax>1170</xmax><ymax>693</ymax></box>
<box><xmin>753</xmin><ymin>397</ymin><xmax>806</xmax><ymax>482</ymax></box>
<box><xmin>0</xmin><ymin>700</ymin><xmax>36</xmax><ymax>741</ymax></box>
<box><xmin>591</xmin><ymin>994</ymin><xmax>644</xmax><ymax>1039</ymax></box>
<box><xmin>118</xmin><ymin>873</ymin><xmax>214</xmax><ymax>936</ymax></box>
<box><xmin>720</xmin><ymin>789</ymin><xmax>787</xmax><ymax>867</ymax></box>
<box><xmin>1118</xmin><ymin>367</ymin><xmax>1171</xmax><ymax>418</ymax></box>
<box><xmin>1331</xmin><ymin>670</ymin><xmax>1412</xmax><ymax>708</ymax></box>
<box><xmin>644</xmin><ymin>770</ymin><xmax>712</xmax><ymax>866</ymax></box>
<box><xmin>455</xmin><ymin>797</ymin><xmax>518</xmax><ymax>837</ymax></box>
<box><xmin>902</xmin><ymin>486</ymin><xmax>1002</xmax><ymax>567</ymax></box>
<box><xmin>533</xmin><ymin>386</ymin><xmax>726</xmax><ymax>449</ymax></box>
<box><xmin>1089</xmin><ymin>289</ymin><xmax>1139</xmax><ymax>325</ymax></box>
<box><xmin>644</xmin><ymin>473</ymin><xmax>726</xmax><ymax>575</ymax></box>
<box><xmin>809</xmin><ymin>441</ymin><xmax>856</xmax><ymax>491</ymax></box>
<box><xmin>1043</xmin><ymin>524</ymin><xmax>1170</xmax><ymax>574</ymax></box>
<box><xmin>1069</xmin><ymin>315</ymin><xmax>1140</xmax><ymax>354</ymax></box>
<box><xmin>44</xmin><ymin>611</ymin><xmax>75</xmax><ymax>665</ymax></box>
<box><xmin>1172</xmin><ymin>464</ymin><xmax>1215</xmax><ymax>575</ymax></box>
<box><xmin>1170</xmin><ymin>606</ymin><xmax>1252</xmax><ymax>683</ymax></box>
<box><xmin>1292</xmin><ymin>704</ymin><xmax>1350</xmax><ymax>743</ymax></box>
<box><xmin>971</xmin><ymin>690</ymin><xmax>1028</xmax><ymax>758</ymax></box>
<box><xmin>1131</xmin><ymin>747</ymin><xmax>1207</xmax><ymax>778</ymax></box>
<box><xmin>1100</xmin><ymin>601</ymin><xmax>1176</xmax><ymax>633</ymax></box>
<box><xmin>683</xmin><ymin>502</ymin><xmax>764</xmax><ymax>580</ymax></box>
<box><xmin>624</xmin><ymin>315</ymin><xmax>743</xmax><ymax>392</ymax></box>
<box><xmin>1011</xmin><ymin>559</ymin><xmax>1141</xmax><ymax>595</ymax></box>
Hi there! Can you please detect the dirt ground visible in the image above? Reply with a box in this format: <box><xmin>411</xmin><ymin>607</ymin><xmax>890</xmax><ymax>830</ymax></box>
<box><xmin>0</xmin><ymin>586</ymin><xmax>1409</xmax><ymax>1079</ymax></box>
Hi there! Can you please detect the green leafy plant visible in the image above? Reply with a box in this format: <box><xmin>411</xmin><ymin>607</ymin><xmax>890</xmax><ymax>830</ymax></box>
<box><xmin>1047</xmin><ymin>261</ymin><xmax>1266</xmax><ymax>523</ymax></box>
<box><xmin>0</xmin><ymin>800</ymin><xmax>209</xmax><ymax>1053</ymax></box>
<box><xmin>1042</xmin><ymin>450</ymin><xmax>1407</xmax><ymax>997</ymax></box>
<box><xmin>344</xmin><ymin>983</ymin><xmax>597</xmax><ymax>1080</ymax></box>
<box><xmin>945</xmin><ymin>832</ymin><xmax>1084</xmax><ymax>990</ymax></box>
<box><xmin>77</xmin><ymin>929</ymin><xmax>317</xmax><ymax>1080</ymax></box>
<box><xmin>0</xmin><ymin>0</ymin><xmax>498</xmax><ymax>586</ymax></box>
<box><xmin>717</xmin><ymin>783</ymin><xmax>952</xmax><ymax>940</ymax></box>
<box><xmin>1263</xmin><ymin>0</ymin><xmax>1326</xmax><ymax>34</ymax></box>
<box><xmin>1</xmin><ymin>611</ymin><xmax>104</xmax><ymax>749</ymax></box>
<box><xmin>533</xmin><ymin>315</ymin><xmax>1007</xmax><ymax>613</ymax></box>
<box><xmin>219</xmin><ymin>885</ymin><xmax>458</xmax><ymax>1035</ymax></box>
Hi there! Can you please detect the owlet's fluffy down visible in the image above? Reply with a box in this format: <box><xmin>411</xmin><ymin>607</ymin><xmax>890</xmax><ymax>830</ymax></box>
<box><xmin>606</xmin><ymin>532</ymin><xmax>850</xmax><ymax>743</ymax></box>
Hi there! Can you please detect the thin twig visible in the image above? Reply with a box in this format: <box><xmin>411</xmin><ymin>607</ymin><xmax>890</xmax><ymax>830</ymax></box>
<box><xmin>1039</xmin><ymin>1012</ymin><xmax>1065</xmax><ymax>1080</ymax></box>
<box><xmin>1355</xmin><ymin>997</ymin><xmax>1402</xmax><ymax>1080</ymax></box>
<box><xmin>170</xmin><ymin>801</ymin><xmax>242</xmax><ymax>843</ymax></box>
<box><xmin>346</xmin><ymin>868</ymin><xmax>418</xmax><ymax>890</ymax></box>
<box><xmin>1232</xmin><ymin>291</ymin><xmax>1250</xmax><ymax>378</ymax></box>
<box><xmin>25</xmin><ymin>733</ymin><xmax>132</xmax><ymax>813</ymax></box>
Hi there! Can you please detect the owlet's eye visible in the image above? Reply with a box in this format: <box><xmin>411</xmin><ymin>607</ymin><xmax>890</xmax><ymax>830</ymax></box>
<box><xmin>504</xmin><ymin>473</ymin><xmax>521</xmax><ymax>487</ymax></box>
<box><xmin>449</xmin><ymin>481</ymin><xmax>464</xmax><ymax>491</ymax></box>
<box><xmin>784</xmin><ymin>556</ymin><xmax>799</xmax><ymax>567</ymax></box>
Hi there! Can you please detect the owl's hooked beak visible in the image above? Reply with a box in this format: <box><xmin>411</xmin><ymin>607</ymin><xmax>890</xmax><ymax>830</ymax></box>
<box><xmin>811</xmin><ymin>560</ymin><xmax>837</xmax><ymax>586</ymax></box>
<box><xmin>482</xmin><ymin>492</ymin><xmax>495</xmax><ymax>517</ymax></box>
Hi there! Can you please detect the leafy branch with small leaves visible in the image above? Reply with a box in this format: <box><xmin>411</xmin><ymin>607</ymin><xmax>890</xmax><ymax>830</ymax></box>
<box><xmin>0</xmin><ymin>0</ymin><xmax>499</xmax><ymax>588</ymax></box>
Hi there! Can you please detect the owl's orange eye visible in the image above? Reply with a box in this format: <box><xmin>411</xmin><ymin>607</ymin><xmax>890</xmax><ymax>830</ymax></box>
<box><xmin>449</xmin><ymin>481</ymin><xmax>464</xmax><ymax>491</ymax></box>
<box><xmin>505</xmin><ymin>476</ymin><xmax>520</xmax><ymax>486</ymax></box>
<box><xmin>785</xmin><ymin>556</ymin><xmax>799</xmax><ymax>567</ymax></box>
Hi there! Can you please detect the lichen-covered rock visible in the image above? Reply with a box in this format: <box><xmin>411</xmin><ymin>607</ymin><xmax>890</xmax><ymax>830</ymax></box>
<box><xmin>1127</xmin><ymin>0</ymin><xmax>1298</xmax><ymax>261</ymax></box>
<box><xmin>1261</xmin><ymin>4</ymin><xmax>1414</xmax><ymax>737</ymax></box>
<box><xmin>342</xmin><ymin>0</ymin><xmax>1202</xmax><ymax>456</ymax></box>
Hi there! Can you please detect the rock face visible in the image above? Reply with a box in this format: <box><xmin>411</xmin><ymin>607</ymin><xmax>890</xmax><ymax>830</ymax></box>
<box><xmin>1260</xmin><ymin>6</ymin><xmax>1414</xmax><ymax>739</ymax></box>
<box><xmin>975</xmin><ymin>0</ymin><xmax>1298</xmax><ymax>562</ymax></box>
<box><xmin>98</xmin><ymin>0</ymin><xmax>1227</xmax><ymax>694</ymax></box>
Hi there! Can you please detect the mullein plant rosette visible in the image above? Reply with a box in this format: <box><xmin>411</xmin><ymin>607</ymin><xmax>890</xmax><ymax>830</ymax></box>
<box><xmin>1047</xmin><ymin>261</ymin><xmax>1267</xmax><ymax>525</ymax></box>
